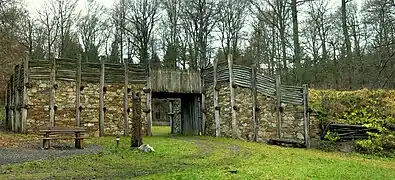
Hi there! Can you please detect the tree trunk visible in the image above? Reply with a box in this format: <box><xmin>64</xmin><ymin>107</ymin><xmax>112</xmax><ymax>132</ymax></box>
<box><xmin>341</xmin><ymin>0</ymin><xmax>352</xmax><ymax>89</ymax></box>
<box><xmin>291</xmin><ymin>0</ymin><xmax>301</xmax><ymax>84</ymax></box>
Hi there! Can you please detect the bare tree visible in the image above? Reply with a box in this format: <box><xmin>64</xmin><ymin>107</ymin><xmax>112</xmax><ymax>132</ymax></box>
<box><xmin>179</xmin><ymin>0</ymin><xmax>219</xmax><ymax>70</ymax></box>
<box><xmin>342</xmin><ymin>0</ymin><xmax>352</xmax><ymax>89</ymax></box>
<box><xmin>251</xmin><ymin>0</ymin><xmax>290</xmax><ymax>78</ymax></box>
<box><xmin>77</xmin><ymin>0</ymin><xmax>108</xmax><ymax>62</ymax></box>
<box><xmin>37</xmin><ymin>2</ymin><xmax>59</xmax><ymax>58</ymax></box>
<box><xmin>57</xmin><ymin>0</ymin><xmax>79</xmax><ymax>57</ymax></box>
<box><xmin>217</xmin><ymin>0</ymin><xmax>249</xmax><ymax>63</ymax></box>
<box><xmin>291</xmin><ymin>0</ymin><xmax>301</xmax><ymax>84</ymax></box>
<box><xmin>122</xmin><ymin>0</ymin><xmax>159</xmax><ymax>66</ymax></box>
<box><xmin>161</xmin><ymin>0</ymin><xmax>180</xmax><ymax>69</ymax></box>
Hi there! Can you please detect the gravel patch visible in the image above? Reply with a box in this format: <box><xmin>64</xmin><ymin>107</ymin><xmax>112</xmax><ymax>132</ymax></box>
<box><xmin>0</xmin><ymin>141</ymin><xmax>102</xmax><ymax>165</ymax></box>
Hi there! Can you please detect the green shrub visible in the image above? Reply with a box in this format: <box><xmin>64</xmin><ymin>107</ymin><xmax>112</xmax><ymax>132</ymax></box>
<box><xmin>309</xmin><ymin>89</ymin><xmax>395</xmax><ymax>156</ymax></box>
<box><xmin>324</xmin><ymin>130</ymin><xmax>340</xmax><ymax>142</ymax></box>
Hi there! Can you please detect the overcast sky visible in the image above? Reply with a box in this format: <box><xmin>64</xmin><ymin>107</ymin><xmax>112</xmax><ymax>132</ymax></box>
<box><xmin>25</xmin><ymin>0</ymin><xmax>115</xmax><ymax>17</ymax></box>
<box><xmin>25</xmin><ymin>0</ymin><xmax>364</xmax><ymax>16</ymax></box>
<box><xmin>23</xmin><ymin>0</ymin><xmax>364</xmax><ymax>62</ymax></box>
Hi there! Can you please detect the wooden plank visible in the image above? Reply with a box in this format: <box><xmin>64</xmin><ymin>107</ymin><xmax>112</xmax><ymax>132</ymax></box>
<box><xmin>99</xmin><ymin>57</ymin><xmax>105</xmax><ymax>136</ymax></box>
<box><xmin>49</xmin><ymin>58</ymin><xmax>56</xmax><ymax>127</ymax></box>
<box><xmin>251</xmin><ymin>65</ymin><xmax>258</xmax><ymax>141</ymax></box>
<box><xmin>228</xmin><ymin>53</ymin><xmax>238</xmax><ymax>139</ymax></box>
<box><xmin>5</xmin><ymin>82</ymin><xmax>9</xmax><ymax>129</ymax></box>
<box><xmin>10</xmin><ymin>75</ymin><xmax>15</xmax><ymax>132</ymax></box>
<box><xmin>275</xmin><ymin>75</ymin><xmax>281</xmax><ymax>139</ymax></box>
<box><xmin>29</xmin><ymin>60</ymin><xmax>50</xmax><ymax>68</ymax></box>
<box><xmin>268</xmin><ymin>138</ymin><xmax>306</xmax><ymax>148</ymax></box>
<box><xmin>201</xmin><ymin>71</ymin><xmax>206</xmax><ymax>135</ymax></box>
<box><xmin>21</xmin><ymin>57</ymin><xmax>29</xmax><ymax>133</ymax></box>
<box><xmin>30</xmin><ymin>67</ymin><xmax>51</xmax><ymax>73</ymax></box>
<box><xmin>75</xmin><ymin>55</ymin><xmax>81</xmax><ymax>127</ymax></box>
<box><xmin>213</xmin><ymin>59</ymin><xmax>220</xmax><ymax>137</ymax></box>
<box><xmin>15</xmin><ymin>65</ymin><xmax>21</xmax><ymax>132</ymax></box>
<box><xmin>123</xmin><ymin>60</ymin><xmax>129</xmax><ymax>136</ymax></box>
<box><xmin>56</xmin><ymin>61</ymin><xmax>77</xmax><ymax>70</ymax></box>
<box><xmin>81</xmin><ymin>62</ymin><xmax>101</xmax><ymax>69</ymax></box>
<box><xmin>302</xmin><ymin>84</ymin><xmax>310</xmax><ymax>148</ymax></box>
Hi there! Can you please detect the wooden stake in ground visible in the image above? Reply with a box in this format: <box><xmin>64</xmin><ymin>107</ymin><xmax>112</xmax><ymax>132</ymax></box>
<box><xmin>75</xmin><ymin>55</ymin><xmax>82</xmax><ymax>127</ymax></box>
<box><xmin>123</xmin><ymin>58</ymin><xmax>129</xmax><ymax>136</ymax></box>
<box><xmin>131</xmin><ymin>91</ymin><xmax>143</xmax><ymax>148</ymax></box>
<box><xmin>251</xmin><ymin>65</ymin><xmax>258</xmax><ymax>141</ymax></box>
<box><xmin>99</xmin><ymin>56</ymin><xmax>105</xmax><ymax>136</ymax></box>
<box><xmin>302</xmin><ymin>84</ymin><xmax>310</xmax><ymax>148</ymax></box>
<box><xmin>275</xmin><ymin>75</ymin><xmax>282</xmax><ymax>139</ymax></box>
<box><xmin>213</xmin><ymin>58</ymin><xmax>220</xmax><ymax>137</ymax></box>
<box><xmin>228</xmin><ymin>53</ymin><xmax>237</xmax><ymax>139</ymax></box>
<box><xmin>49</xmin><ymin>58</ymin><xmax>56</xmax><ymax>127</ymax></box>
<box><xmin>21</xmin><ymin>57</ymin><xmax>29</xmax><ymax>133</ymax></box>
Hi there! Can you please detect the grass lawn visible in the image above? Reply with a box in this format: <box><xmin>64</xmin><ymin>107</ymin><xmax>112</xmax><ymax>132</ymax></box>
<box><xmin>1</xmin><ymin>126</ymin><xmax>395</xmax><ymax>179</ymax></box>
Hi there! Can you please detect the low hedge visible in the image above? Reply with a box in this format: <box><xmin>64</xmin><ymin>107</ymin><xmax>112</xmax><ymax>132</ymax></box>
<box><xmin>309</xmin><ymin>89</ymin><xmax>395</xmax><ymax>156</ymax></box>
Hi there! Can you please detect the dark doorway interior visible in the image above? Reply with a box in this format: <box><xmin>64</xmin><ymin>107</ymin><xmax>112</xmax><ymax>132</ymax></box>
<box><xmin>151</xmin><ymin>92</ymin><xmax>202</xmax><ymax>135</ymax></box>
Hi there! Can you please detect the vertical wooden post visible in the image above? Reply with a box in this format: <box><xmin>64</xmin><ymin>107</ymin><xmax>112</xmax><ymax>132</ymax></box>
<box><xmin>123</xmin><ymin>58</ymin><xmax>129</xmax><ymax>136</ymax></box>
<box><xmin>5</xmin><ymin>83</ymin><xmax>9</xmax><ymax>129</ymax></box>
<box><xmin>169</xmin><ymin>99</ymin><xmax>174</xmax><ymax>134</ymax></box>
<box><xmin>15</xmin><ymin>65</ymin><xmax>21</xmax><ymax>132</ymax></box>
<box><xmin>8</xmin><ymin>80</ymin><xmax>12</xmax><ymax>130</ymax></box>
<box><xmin>21</xmin><ymin>57</ymin><xmax>29</xmax><ymax>133</ymax></box>
<box><xmin>131</xmin><ymin>92</ymin><xmax>143</xmax><ymax>147</ymax></box>
<box><xmin>251</xmin><ymin>65</ymin><xmax>258</xmax><ymax>141</ymax></box>
<box><xmin>201</xmin><ymin>76</ymin><xmax>206</xmax><ymax>135</ymax></box>
<box><xmin>303</xmin><ymin>84</ymin><xmax>310</xmax><ymax>148</ymax></box>
<box><xmin>213</xmin><ymin>59</ymin><xmax>220</xmax><ymax>137</ymax></box>
<box><xmin>10</xmin><ymin>75</ymin><xmax>15</xmax><ymax>132</ymax></box>
<box><xmin>49</xmin><ymin>58</ymin><xmax>56</xmax><ymax>127</ymax></box>
<box><xmin>75</xmin><ymin>55</ymin><xmax>82</xmax><ymax>127</ymax></box>
<box><xmin>275</xmin><ymin>75</ymin><xmax>282</xmax><ymax>139</ymax></box>
<box><xmin>146</xmin><ymin>69</ymin><xmax>152</xmax><ymax>136</ymax></box>
<box><xmin>99</xmin><ymin>56</ymin><xmax>105</xmax><ymax>136</ymax></box>
<box><xmin>228</xmin><ymin>53</ymin><xmax>237</xmax><ymax>139</ymax></box>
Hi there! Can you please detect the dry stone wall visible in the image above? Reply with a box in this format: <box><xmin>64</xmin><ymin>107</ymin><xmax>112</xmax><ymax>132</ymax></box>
<box><xmin>56</xmin><ymin>81</ymin><xmax>77</xmax><ymax>127</ymax></box>
<box><xmin>204</xmin><ymin>86</ymin><xmax>215</xmax><ymax>136</ymax></box>
<box><xmin>27</xmin><ymin>79</ymin><xmax>50</xmax><ymax>131</ymax></box>
<box><xmin>26</xmin><ymin>78</ymin><xmax>147</xmax><ymax>136</ymax></box>
<box><xmin>218</xmin><ymin>82</ymin><xmax>232</xmax><ymax>137</ymax></box>
<box><xmin>205</xmin><ymin>81</ymin><xmax>315</xmax><ymax>142</ymax></box>
<box><xmin>80</xmin><ymin>83</ymin><xmax>100</xmax><ymax>136</ymax></box>
<box><xmin>256</xmin><ymin>94</ymin><xmax>277</xmax><ymax>141</ymax></box>
<box><xmin>171</xmin><ymin>100</ymin><xmax>181</xmax><ymax>134</ymax></box>
<box><xmin>235</xmin><ymin>87</ymin><xmax>253</xmax><ymax>141</ymax></box>
<box><xmin>281</xmin><ymin>104</ymin><xmax>304</xmax><ymax>140</ymax></box>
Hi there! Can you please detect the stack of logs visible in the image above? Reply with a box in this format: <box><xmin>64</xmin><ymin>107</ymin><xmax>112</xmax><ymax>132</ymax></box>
<box><xmin>322</xmin><ymin>124</ymin><xmax>378</xmax><ymax>141</ymax></box>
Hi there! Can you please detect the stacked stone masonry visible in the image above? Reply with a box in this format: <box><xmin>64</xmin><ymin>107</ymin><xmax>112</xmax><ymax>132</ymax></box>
<box><xmin>26</xmin><ymin>79</ymin><xmax>147</xmax><ymax>136</ymax></box>
<box><xmin>205</xmin><ymin>82</ymin><xmax>310</xmax><ymax>142</ymax></box>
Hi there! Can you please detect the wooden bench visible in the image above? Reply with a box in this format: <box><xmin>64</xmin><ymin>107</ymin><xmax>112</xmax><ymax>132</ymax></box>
<box><xmin>268</xmin><ymin>138</ymin><xmax>306</xmax><ymax>148</ymax></box>
<box><xmin>39</xmin><ymin>126</ymin><xmax>87</xmax><ymax>150</ymax></box>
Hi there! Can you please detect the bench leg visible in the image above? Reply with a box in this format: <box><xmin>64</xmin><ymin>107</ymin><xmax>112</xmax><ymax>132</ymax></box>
<box><xmin>43</xmin><ymin>139</ymin><xmax>50</xmax><ymax>150</ymax></box>
<box><xmin>75</xmin><ymin>132</ymin><xmax>83</xmax><ymax>149</ymax></box>
<box><xmin>43</xmin><ymin>133</ymin><xmax>50</xmax><ymax>150</ymax></box>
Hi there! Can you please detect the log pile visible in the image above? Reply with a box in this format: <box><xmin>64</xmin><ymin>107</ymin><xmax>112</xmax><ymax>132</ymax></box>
<box><xmin>323</xmin><ymin>124</ymin><xmax>378</xmax><ymax>141</ymax></box>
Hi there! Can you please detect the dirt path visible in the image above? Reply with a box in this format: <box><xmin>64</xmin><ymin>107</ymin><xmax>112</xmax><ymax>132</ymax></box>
<box><xmin>0</xmin><ymin>144</ymin><xmax>102</xmax><ymax>165</ymax></box>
